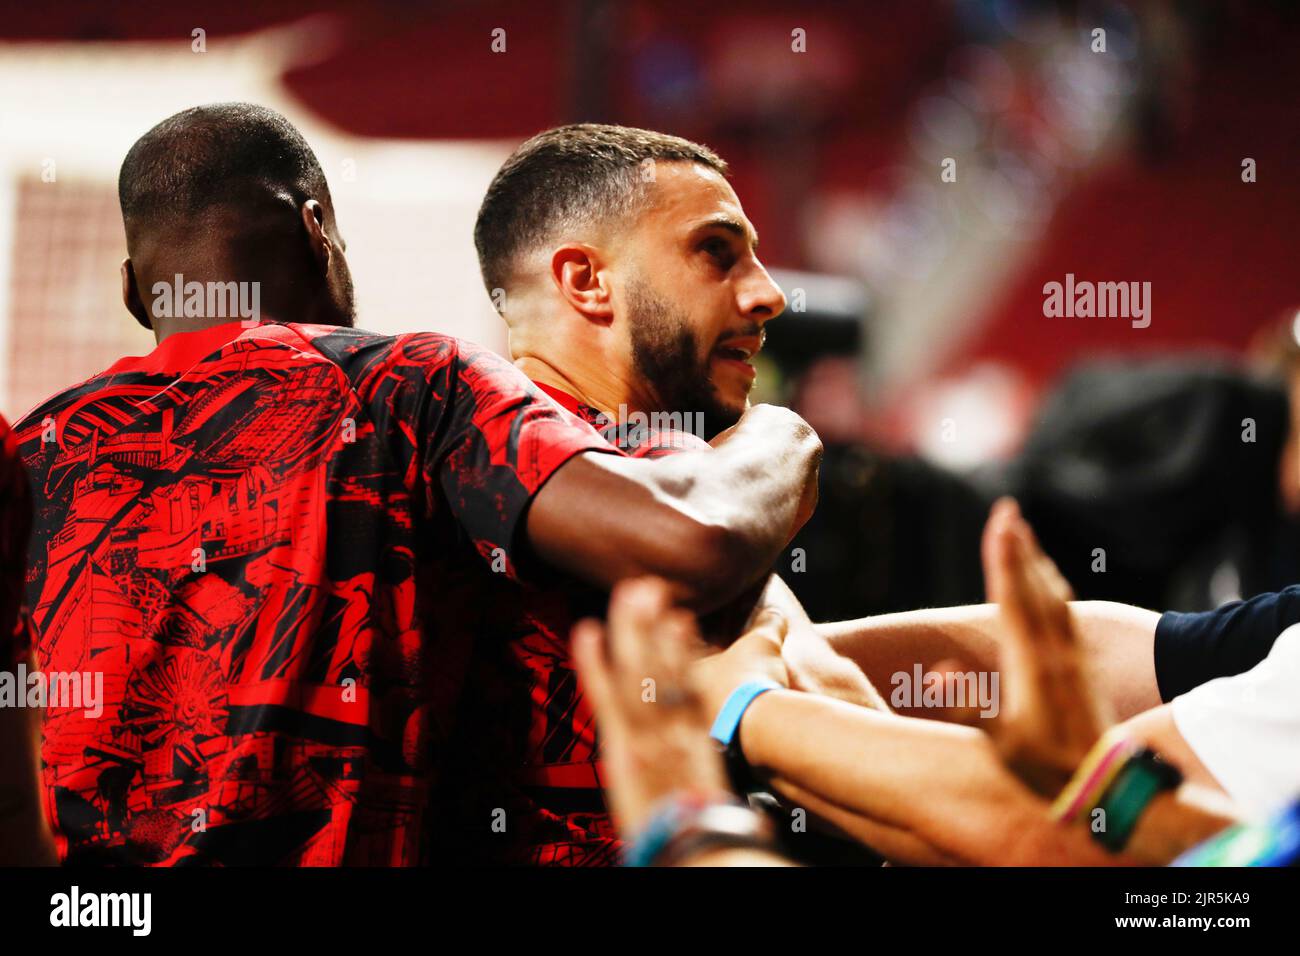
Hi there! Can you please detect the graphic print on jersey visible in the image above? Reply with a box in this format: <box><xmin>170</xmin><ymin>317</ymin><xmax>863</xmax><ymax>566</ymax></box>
<box><xmin>18</xmin><ymin>324</ymin><xmax>611</xmax><ymax>865</ymax></box>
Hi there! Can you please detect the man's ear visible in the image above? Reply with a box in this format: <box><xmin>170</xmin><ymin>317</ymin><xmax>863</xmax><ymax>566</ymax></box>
<box><xmin>550</xmin><ymin>244</ymin><xmax>615</xmax><ymax>324</ymax></box>
<box><xmin>300</xmin><ymin>199</ymin><xmax>332</xmax><ymax>274</ymax></box>
<box><xmin>120</xmin><ymin>258</ymin><xmax>151</xmax><ymax>330</ymax></box>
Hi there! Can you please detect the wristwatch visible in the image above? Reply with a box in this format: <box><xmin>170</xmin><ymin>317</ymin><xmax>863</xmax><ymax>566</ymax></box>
<box><xmin>1093</xmin><ymin>748</ymin><xmax>1184</xmax><ymax>852</ymax></box>
<box><xmin>625</xmin><ymin>791</ymin><xmax>773</xmax><ymax>867</ymax></box>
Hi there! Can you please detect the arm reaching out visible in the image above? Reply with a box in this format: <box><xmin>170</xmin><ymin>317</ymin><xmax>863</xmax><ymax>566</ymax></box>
<box><xmin>528</xmin><ymin>403</ymin><xmax>821</xmax><ymax>611</ymax></box>
<box><xmin>686</xmin><ymin>499</ymin><xmax>1240</xmax><ymax>865</ymax></box>
<box><xmin>692</xmin><ymin>631</ymin><xmax>1123</xmax><ymax>865</ymax></box>
<box><xmin>737</xmin><ymin>692</ymin><xmax>1123</xmax><ymax>865</ymax></box>
<box><xmin>976</xmin><ymin>498</ymin><xmax>1238</xmax><ymax>863</ymax></box>
<box><xmin>819</xmin><ymin>600</ymin><xmax>1162</xmax><ymax>721</ymax></box>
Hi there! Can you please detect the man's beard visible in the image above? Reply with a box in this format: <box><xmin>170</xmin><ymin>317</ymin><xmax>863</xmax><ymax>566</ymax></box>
<box><xmin>627</xmin><ymin>280</ymin><xmax>743</xmax><ymax>440</ymax></box>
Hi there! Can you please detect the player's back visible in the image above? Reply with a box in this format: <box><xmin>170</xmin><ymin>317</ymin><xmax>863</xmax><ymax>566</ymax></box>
<box><xmin>15</xmin><ymin>320</ymin><xmax>609</xmax><ymax>865</ymax></box>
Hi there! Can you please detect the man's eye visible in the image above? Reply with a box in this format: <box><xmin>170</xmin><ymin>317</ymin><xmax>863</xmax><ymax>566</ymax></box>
<box><xmin>702</xmin><ymin>239</ymin><xmax>734</xmax><ymax>267</ymax></box>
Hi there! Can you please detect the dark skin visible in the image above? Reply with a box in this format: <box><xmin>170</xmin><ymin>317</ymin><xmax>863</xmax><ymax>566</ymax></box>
<box><xmin>0</xmin><ymin>148</ymin><xmax>821</xmax><ymax>862</ymax></box>
<box><xmin>122</xmin><ymin>192</ymin><xmax>356</xmax><ymax>340</ymax></box>
<box><xmin>120</xmin><ymin>180</ymin><xmax>821</xmax><ymax>613</ymax></box>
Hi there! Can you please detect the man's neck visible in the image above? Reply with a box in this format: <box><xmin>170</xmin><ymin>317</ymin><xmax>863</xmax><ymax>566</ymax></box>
<box><xmin>152</xmin><ymin>316</ymin><xmax>254</xmax><ymax>345</ymax></box>
<box><xmin>513</xmin><ymin>354</ymin><xmax>651</xmax><ymax>420</ymax></box>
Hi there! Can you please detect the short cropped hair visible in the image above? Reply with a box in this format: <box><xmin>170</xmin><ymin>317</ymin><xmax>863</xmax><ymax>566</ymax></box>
<box><xmin>473</xmin><ymin>123</ymin><xmax>728</xmax><ymax>296</ymax></box>
<box><xmin>118</xmin><ymin>102</ymin><xmax>328</xmax><ymax>234</ymax></box>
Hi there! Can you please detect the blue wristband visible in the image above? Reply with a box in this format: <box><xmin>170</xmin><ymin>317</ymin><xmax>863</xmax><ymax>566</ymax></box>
<box><xmin>709</xmin><ymin>680</ymin><xmax>781</xmax><ymax>749</ymax></box>
<box><xmin>623</xmin><ymin>792</ymin><xmax>765</xmax><ymax>867</ymax></box>
<box><xmin>624</xmin><ymin>794</ymin><xmax>695</xmax><ymax>867</ymax></box>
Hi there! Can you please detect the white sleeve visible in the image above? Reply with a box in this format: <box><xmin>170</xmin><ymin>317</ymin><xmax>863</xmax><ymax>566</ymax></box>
<box><xmin>1170</xmin><ymin>623</ymin><xmax>1300</xmax><ymax>819</ymax></box>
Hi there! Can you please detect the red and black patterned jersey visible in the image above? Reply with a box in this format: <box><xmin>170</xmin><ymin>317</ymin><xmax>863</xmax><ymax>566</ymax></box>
<box><xmin>14</xmin><ymin>321</ymin><xmax>616</xmax><ymax>866</ymax></box>
<box><xmin>0</xmin><ymin>414</ymin><xmax>32</xmax><ymax>667</ymax></box>
<box><xmin>455</xmin><ymin>383</ymin><xmax>710</xmax><ymax>866</ymax></box>
<box><xmin>532</xmin><ymin>383</ymin><xmax>710</xmax><ymax>461</ymax></box>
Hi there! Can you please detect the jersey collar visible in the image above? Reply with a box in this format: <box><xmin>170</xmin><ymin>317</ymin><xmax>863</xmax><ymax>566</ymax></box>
<box><xmin>532</xmin><ymin>381</ymin><xmax>584</xmax><ymax>415</ymax></box>
<box><xmin>104</xmin><ymin>321</ymin><xmax>258</xmax><ymax>376</ymax></box>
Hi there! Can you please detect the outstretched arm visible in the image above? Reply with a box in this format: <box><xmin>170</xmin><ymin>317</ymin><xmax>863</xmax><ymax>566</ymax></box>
<box><xmin>735</xmin><ymin>690</ymin><xmax>1122</xmax><ymax>865</ymax></box>
<box><xmin>819</xmin><ymin>600</ymin><xmax>1162</xmax><ymax>721</ymax></box>
<box><xmin>689</xmin><ymin>500</ymin><xmax>1240</xmax><ymax>866</ymax></box>
<box><xmin>528</xmin><ymin>403</ymin><xmax>821</xmax><ymax>612</ymax></box>
<box><xmin>724</xmin><ymin>685</ymin><xmax>1233</xmax><ymax>865</ymax></box>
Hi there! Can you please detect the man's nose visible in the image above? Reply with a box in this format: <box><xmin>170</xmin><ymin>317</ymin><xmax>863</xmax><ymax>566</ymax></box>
<box><xmin>738</xmin><ymin>264</ymin><xmax>787</xmax><ymax>324</ymax></box>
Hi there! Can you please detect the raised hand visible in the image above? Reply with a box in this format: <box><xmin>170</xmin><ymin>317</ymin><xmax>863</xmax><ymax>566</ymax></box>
<box><xmin>981</xmin><ymin>498</ymin><xmax>1113</xmax><ymax>796</ymax></box>
<box><xmin>571</xmin><ymin>578</ymin><xmax>735</xmax><ymax>834</ymax></box>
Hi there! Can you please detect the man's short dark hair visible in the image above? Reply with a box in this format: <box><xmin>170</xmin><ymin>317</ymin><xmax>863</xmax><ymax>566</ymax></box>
<box><xmin>118</xmin><ymin>102</ymin><xmax>329</xmax><ymax>237</ymax></box>
<box><xmin>473</xmin><ymin>123</ymin><xmax>728</xmax><ymax>296</ymax></box>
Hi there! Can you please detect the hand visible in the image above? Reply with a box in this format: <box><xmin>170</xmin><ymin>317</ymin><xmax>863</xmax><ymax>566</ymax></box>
<box><xmin>711</xmin><ymin>404</ymin><xmax>822</xmax><ymax>535</ymax></box>
<box><xmin>792</xmin><ymin>469</ymin><xmax>820</xmax><ymax>537</ymax></box>
<box><xmin>691</xmin><ymin>606</ymin><xmax>790</xmax><ymax>725</ymax></box>
<box><xmin>732</xmin><ymin>575</ymin><xmax>884</xmax><ymax>710</ymax></box>
<box><xmin>571</xmin><ymin>578</ymin><xmax>731</xmax><ymax>835</ymax></box>
<box><xmin>981</xmin><ymin>498</ymin><xmax>1113</xmax><ymax>797</ymax></box>
<box><xmin>783</xmin><ymin>622</ymin><xmax>888</xmax><ymax>710</ymax></box>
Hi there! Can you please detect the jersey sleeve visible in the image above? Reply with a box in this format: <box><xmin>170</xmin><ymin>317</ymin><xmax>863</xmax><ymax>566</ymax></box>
<box><xmin>628</xmin><ymin>427</ymin><xmax>711</xmax><ymax>459</ymax></box>
<box><xmin>399</xmin><ymin>334</ymin><xmax>618</xmax><ymax>578</ymax></box>
<box><xmin>1154</xmin><ymin>585</ymin><xmax>1300</xmax><ymax>701</ymax></box>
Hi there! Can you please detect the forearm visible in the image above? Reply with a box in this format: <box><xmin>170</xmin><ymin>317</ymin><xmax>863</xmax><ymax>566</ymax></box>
<box><xmin>1108</xmin><ymin>703</ymin><xmax>1241</xmax><ymax>862</ymax></box>
<box><xmin>763</xmin><ymin>777</ymin><xmax>968</xmax><ymax>865</ymax></box>
<box><xmin>739</xmin><ymin>690</ymin><xmax>1121</xmax><ymax>865</ymax></box>
<box><xmin>527</xmin><ymin>452</ymin><xmax>781</xmax><ymax>611</ymax></box>
<box><xmin>527</xmin><ymin>407</ymin><xmax>820</xmax><ymax>612</ymax></box>
<box><xmin>632</xmin><ymin>409</ymin><xmax>821</xmax><ymax>601</ymax></box>
<box><xmin>821</xmin><ymin>600</ymin><xmax>1162</xmax><ymax>721</ymax></box>
<box><xmin>688</xmin><ymin>404</ymin><xmax>822</xmax><ymax>567</ymax></box>
<box><xmin>819</xmin><ymin>606</ymin><xmax>1001</xmax><ymax>719</ymax></box>
<box><xmin>1125</xmin><ymin>785</ymin><xmax>1238</xmax><ymax>865</ymax></box>
<box><xmin>680</xmin><ymin>846</ymin><xmax>795</xmax><ymax>867</ymax></box>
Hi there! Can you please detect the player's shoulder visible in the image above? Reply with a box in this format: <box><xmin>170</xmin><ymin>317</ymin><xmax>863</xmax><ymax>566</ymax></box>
<box><xmin>284</xmin><ymin>324</ymin><xmax>530</xmax><ymax>409</ymax></box>
<box><xmin>12</xmin><ymin>371</ymin><xmax>114</xmax><ymax>448</ymax></box>
<box><xmin>285</xmin><ymin>323</ymin><xmax>467</xmax><ymax>374</ymax></box>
